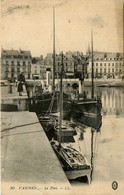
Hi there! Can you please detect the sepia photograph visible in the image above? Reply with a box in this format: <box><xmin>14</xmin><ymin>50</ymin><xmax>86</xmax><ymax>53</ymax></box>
<box><xmin>0</xmin><ymin>0</ymin><xmax>124</xmax><ymax>194</ymax></box>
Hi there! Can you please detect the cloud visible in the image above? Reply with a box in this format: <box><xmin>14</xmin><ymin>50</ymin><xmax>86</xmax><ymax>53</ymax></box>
<box><xmin>87</xmin><ymin>15</ymin><xmax>104</xmax><ymax>28</ymax></box>
<box><xmin>2</xmin><ymin>5</ymin><xmax>30</xmax><ymax>16</ymax></box>
<box><xmin>2</xmin><ymin>0</ymin><xmax>70</xmax><ymax>17</ymax></box>
<box><xmin>100</xmin><ymin>138</ymin><xmax>112</xmax><ymax>144</ymax></box>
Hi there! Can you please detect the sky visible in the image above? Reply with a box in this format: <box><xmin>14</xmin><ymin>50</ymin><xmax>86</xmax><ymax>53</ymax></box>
<box><xmin>1</xmin><ymin>0</ymin><xmax>123</xmax><ymax>57</ymax></box>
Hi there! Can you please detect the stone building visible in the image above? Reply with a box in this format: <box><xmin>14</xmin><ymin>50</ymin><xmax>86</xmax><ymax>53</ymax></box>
<box><xmin>31</xmin><ymin>54</ymin><xmax>53</xmax><ymax>80</ymax></box>
<box><xmin>31</xmin><ymin>52</ymin><xmax>75</xmax><ymax>80</ymax></box>
<box><xmin>1</xmin><ymin>49</ymin><xmax>32</xmax><ymax>80</ymax></box>
<box><xmin>87</xmin><ymin>52</ymin><xmax>124</xmax><ymax>79</ymax></box>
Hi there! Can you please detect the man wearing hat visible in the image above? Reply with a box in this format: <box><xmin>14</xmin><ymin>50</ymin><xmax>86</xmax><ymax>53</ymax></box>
<box><xmin>17</xmin><ymin>72</ymin><xmax>25</xmax><ymax>96</ymax></box>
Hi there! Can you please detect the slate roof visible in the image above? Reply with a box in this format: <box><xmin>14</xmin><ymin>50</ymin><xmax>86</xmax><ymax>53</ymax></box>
<box><xmin>1</xmin><ymin>49</ymin><xmax>32</xmax><ymax>58</ymax></box>
<box><xmin>20</xmin><ymin>50</ymin><xmax>31</xmax><ymax>56</ymax></box>
<box><xmin>89</xmin><ymin>51</ymin><xmax>124</xmax><ymax>60</ymax></box>
<box><xmin>2</xmin><ymin>49</ymin><xmax>19</xmax><ymax>56</ymax></box>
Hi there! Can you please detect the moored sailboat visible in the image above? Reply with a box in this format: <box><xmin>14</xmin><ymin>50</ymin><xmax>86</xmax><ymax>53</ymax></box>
<box><xmin>51</xmin><ymin>51</ymin><xmax>91</xmax><ymax>183</ymax></box>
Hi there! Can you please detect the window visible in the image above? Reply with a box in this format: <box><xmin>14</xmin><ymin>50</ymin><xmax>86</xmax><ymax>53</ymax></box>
<box><xmin>100</xmin><ymin>63</ymin><xmax>102</xmax><ymax>66</ymax></box>
<box><xmin>104</xmin><ymin>69</ymin><xmax>106</xmax><ymax>73</ymax></box>
<box><xmin>104</xmin><ymin>63</ymin><xmax>106</xmax><ymax>66</ymax></box>
<box><xmin>108</xmin><ymin>68</ymin><xmax>110</xmax><ymax>73</ymax></box>
<box><xmin>11</xmin><ymin>68</ymin><xmax>15</xmax><ymax>72</ymax></box>
<box><xmin>5</xmin><ymin>67</ymin><xmax>9</xmax><ymax>72</ymax></box>
<box><xmin>23</xmin><ymin>61</ymin><xmax>26</xmax><ymax>66</ymax></box>
<box><xmin>17</xmin><ymin>62</ymin><xmax>20</xmax><ymax>66</ymax></box>
<box><xmin>100</xmin><ymin>68</ymin><xmax>102</xmax><ymax>73</ymax></box>
<box><xmin>112</xmin><ymin>69</ymin><xmax>114</xmax><ymax>72</ymax></box>
<box><xmin>112</xmin><ymin>63</ymin><xmax>114</xmax><ymax>66</ymax></box>
<box><xmin>96</xmin><ymin>63</ymin><xmax>98</xmax><ymax>66</ymax></box>
<box><xmin>40</xmin><ymin>70</ymin><xmax>42</xmax><ymax>73</ymax></box>
<box><xmin>96</xmin><ymin>68</ymin><xmax>98</xmax><ymax>73</ymax></box>
<box><xmin>108</xmin><ymin>63</ymin><xmax>110</xmax><ymax>66</ymax></box>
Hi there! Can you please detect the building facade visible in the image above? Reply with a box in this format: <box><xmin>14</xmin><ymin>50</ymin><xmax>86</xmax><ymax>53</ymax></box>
<box><xmin>1</xmin><ymin>49</ymin><xmax>32</xmax><ymax>80</ymax></box>
<box><xmin>31</xmin><ymin>52</ymin><xmax>75</xmax><ymax>80</ymax></box>
<box><xmin>87</xmin><ymin>52</ymin><xmax>124</xmax><ymax>79</ymax></box>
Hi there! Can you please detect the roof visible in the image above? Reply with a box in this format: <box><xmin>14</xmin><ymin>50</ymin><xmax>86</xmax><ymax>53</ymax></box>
<box><xmin>20</xmin><ymin>50</ymin><xmax>31</xmax><ymax>56</ymax></box>
<box><xmin>106</xmin><ymin>53</ymin><xmax>116</xmax><ymax>58</ymax></box>
<box><xmin>2</xmin><ymin>49</ymin><xmax>19</xmax><ymax>56</ymax></box>
<box><xmin>1</xmin><ymin>49</ymin><xmax>32</xmax><ymax>57</ymax></box>
<box><xmin>89</xmin><ymin>51</ymin><xmax>124</xmax><ymax>60</ymax></box>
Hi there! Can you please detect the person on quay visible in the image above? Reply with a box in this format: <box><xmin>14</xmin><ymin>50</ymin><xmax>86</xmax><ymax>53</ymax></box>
<box><xmin>17</xmin><ymin>72</ymin><xmax>25</xmax><ymax>96</ymax></box>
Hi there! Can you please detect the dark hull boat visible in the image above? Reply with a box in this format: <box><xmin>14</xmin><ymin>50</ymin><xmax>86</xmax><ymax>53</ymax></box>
<box><xmin>30</xmin><ymin>91</ymin><xmax>71</xmax><ymax>119</ymax></box>
<box><xmin>71</xmin><ymin>99</ymin><xmax>102</xmax><ymax>131</ymax></box>
<box><xmin>71</xmin><ymin>99</ymin><xmax>102</xmax><ymax>118</ymax></box>
<box><xmin>51</xmin><ymin>141</ymin><xmax>91</xmax><ymax>183</ymax></box>
<box><xmin>73</xmin><ymin>113</ymin><xmax>102</xmax><ymax>132</ymax></box>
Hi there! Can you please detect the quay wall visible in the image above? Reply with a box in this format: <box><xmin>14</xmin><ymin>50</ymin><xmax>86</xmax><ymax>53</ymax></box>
<box><xmin>1</xmin><ymin>111</ymin><xmax>70</xmax><ymax>195</ymax></box>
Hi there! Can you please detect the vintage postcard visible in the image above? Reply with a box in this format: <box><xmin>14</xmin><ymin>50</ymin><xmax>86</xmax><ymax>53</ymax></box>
<box><xmin>0</xmin><ymin>0</ymin><xmax>123</xmax><ymax>195</ymax></box>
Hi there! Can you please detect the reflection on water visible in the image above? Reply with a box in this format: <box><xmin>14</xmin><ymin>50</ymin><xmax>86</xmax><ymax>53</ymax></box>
<box><xmin>85</xmin><ymin>87</ymin><xmax>124</xmax><ymax>117</ymax></box>
<box><xmin>70</xmin><ymin>87</ymin><xmax>124</xmax><ymax>185</ymax></box>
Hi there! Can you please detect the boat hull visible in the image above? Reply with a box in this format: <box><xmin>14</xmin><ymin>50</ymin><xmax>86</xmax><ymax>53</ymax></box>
<box><xmin>51</xmin><ymin>141</ymin><xmax>91</xmax><ymax>183</ymax></box>
<box><xmin>55</xmin><ymin>129</ymin><xmax>75</xmax><ymax>137</ymax></box>
<box><xmin>30</xmin><ymin>97</ymin><xmax>71</xmax><ymax>119</ymax></box>
<box><xmin>71</xmin><ymin>100</ymin><xmax>102</xmax><ymax>118</ymax></box>
<box><xmin>65</xmin><ymin>169</ymin><xmax>91</xmax><ymax>183</ymax></box>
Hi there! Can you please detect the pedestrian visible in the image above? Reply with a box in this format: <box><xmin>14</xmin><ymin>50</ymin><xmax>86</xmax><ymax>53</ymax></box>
<box><xmin>17</xmin><ymin>72</ymin><xmax>25</xmax><ymax>96</ymax></box>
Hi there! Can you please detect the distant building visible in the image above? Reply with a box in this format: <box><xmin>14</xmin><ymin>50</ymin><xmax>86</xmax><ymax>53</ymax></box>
<box><xmin>55</xmin><ymin>54</ymin><xmax>74</xmax><ymax>78</ymax></box>
<box><xmin>31</xmin><ymin>52</ymin><xmax>75</xmax><ymax>80</ymax></box>
<box><xmin>87</xmin><ymin>52</ymin><xmax>124</xmax><ymax>79</ymax></box>
<box><xmin>31</xmin><ymin>54</ymin><xmax>53</xmax><ymax>80</ymax></box>
<box><xmin>1</xmin><ymin>49</ymin><xmax>32</xmax><ymax>80</ymax></box>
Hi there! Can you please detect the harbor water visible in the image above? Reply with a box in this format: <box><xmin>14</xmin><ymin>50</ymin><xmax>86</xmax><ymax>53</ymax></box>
<box><xmin>70</xmin><ymin>86</ymin><xmax>124</xmax><ymax>186</ymax></box>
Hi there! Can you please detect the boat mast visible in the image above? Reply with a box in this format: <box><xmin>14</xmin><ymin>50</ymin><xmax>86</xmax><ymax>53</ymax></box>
<box><xmin>91</xmin><ymin>30</ymin><xmax>94</xmax><ymax>99</ymax></box>
<box><xmin>52</xmin><ymin>7</ymin><xmax>55</xmax><ymax>90</ymax></box>
<box><xmin>90</xmin><ymin>127</ymin><xmax>94</xmax><ymax>182</ymax></box>
<box><xmin>59</xmin><ymin>51</ymin><xmax>64</xmax><ymax>146</ymax></box>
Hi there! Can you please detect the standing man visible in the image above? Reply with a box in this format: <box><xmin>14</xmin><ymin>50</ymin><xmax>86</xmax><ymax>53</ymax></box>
<box><xmin>17</xmin><ymin>72</ymin><xmax>25</xmax><ymax>96</ymax></box>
